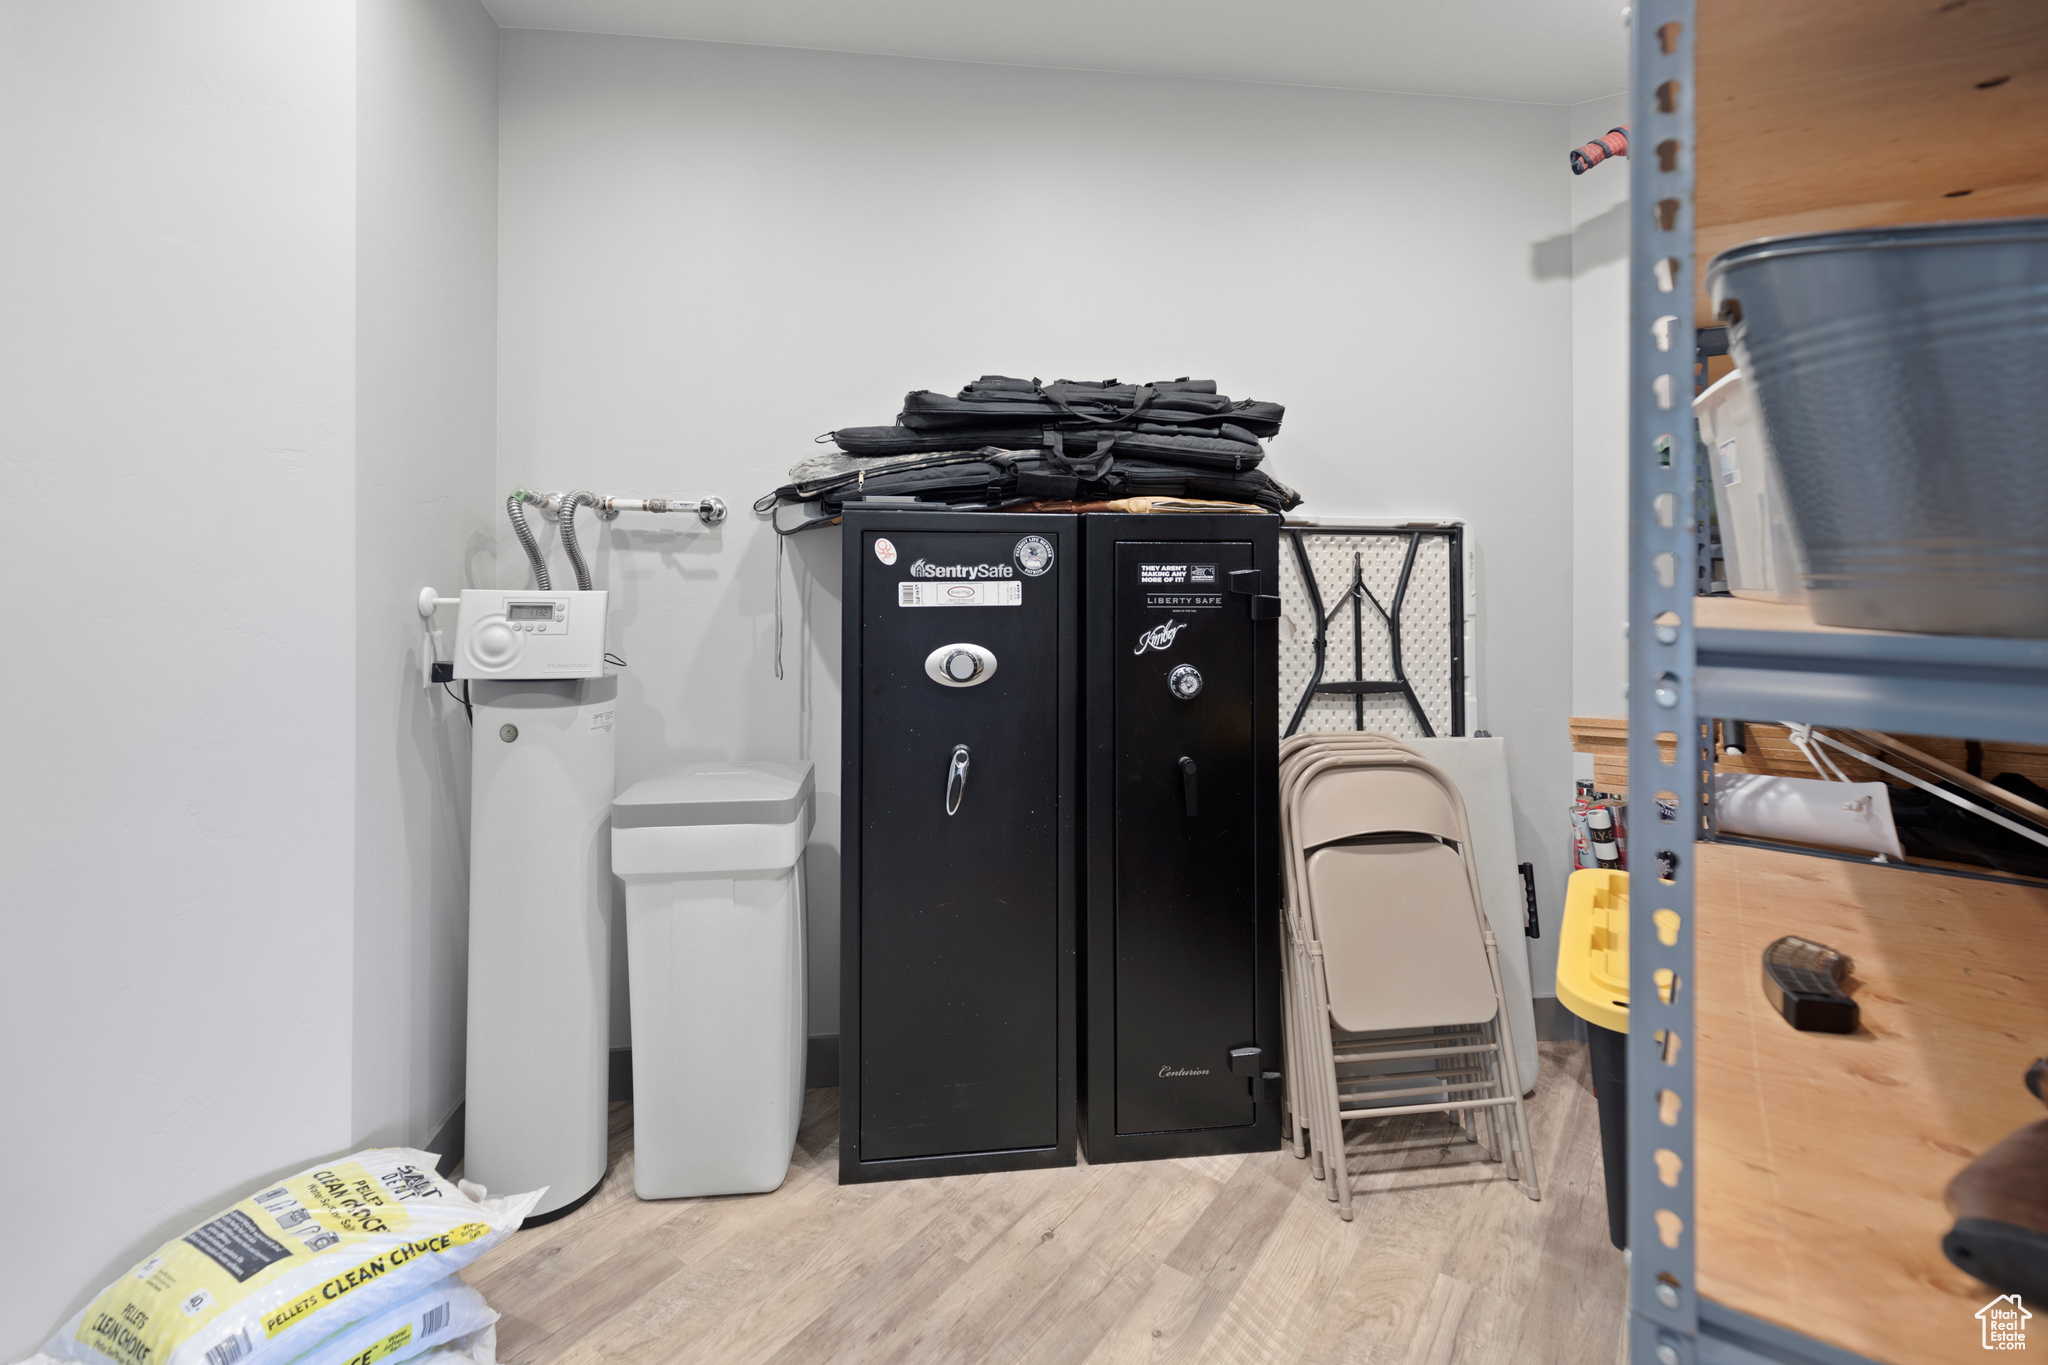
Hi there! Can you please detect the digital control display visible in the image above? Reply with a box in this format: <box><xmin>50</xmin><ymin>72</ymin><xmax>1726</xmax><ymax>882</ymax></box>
<box><xmin>508</xmin><ymin>602</ymin><xmax>554</xmax><ymax>620</ymax></box>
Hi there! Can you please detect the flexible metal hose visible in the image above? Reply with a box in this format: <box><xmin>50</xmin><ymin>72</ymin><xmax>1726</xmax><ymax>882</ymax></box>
<box><xmin>506</xmin><ymin>491</ymin><xmax>551</xmax><ymax>590</ymax></box>
<box><xmin>558</xmin><ymin>490</ymin><xmax>599</xmax><ymax>591</ymax></box>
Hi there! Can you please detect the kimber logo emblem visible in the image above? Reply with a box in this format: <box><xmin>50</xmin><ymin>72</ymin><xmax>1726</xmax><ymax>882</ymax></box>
<box><xmin>910</xmin><ymin>559</ymin><xmax>1015</xmax><ymax>580</ymax></box>
<box><xmin>1159</xmin><ymin>1066</ymin><xmax>1212</xmax><ymax>1078</ymax></box>
<box><xmin>1134</xmin><ymin>620</ymin><xmax>1188</xmax><ymax>655</ymax></box>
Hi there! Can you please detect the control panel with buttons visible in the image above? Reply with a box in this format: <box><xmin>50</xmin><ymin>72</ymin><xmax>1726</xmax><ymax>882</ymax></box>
<box><xmin>453</xmin><ymin>589</ymin><xmax>609</xmax><ymax>680</ymax></box>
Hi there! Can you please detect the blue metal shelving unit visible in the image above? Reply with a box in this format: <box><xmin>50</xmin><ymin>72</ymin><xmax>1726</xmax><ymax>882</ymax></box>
<box><xmin>1625</xmin><ymin>6</ymin><xmax>2048</xmax><ymax>1364</ymax></box>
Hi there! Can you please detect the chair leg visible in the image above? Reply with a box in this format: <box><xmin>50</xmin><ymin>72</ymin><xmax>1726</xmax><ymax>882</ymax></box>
<box><xmin>1281</xmin><ymin>911</ymin><xmax>1311</xmax><ymax>1168</ymax></box>
<box><xmin>1483</xmin><ymin>939</ymin><xmax>1543</xmax><ymax>1201</ymax></box>
<box><xmin>1487</xmin><ymin>1023</ymin><xmax>1519</xmax><ymax>1182</ymax></box>
<box><xmin>1307</xmin><ymin>965</ymin><xmax>1354</xmax><ymax>1217</ymax></box>
<box><xmin>1298</xmin><ymin>950</ymin><xmax>1324</xmax><ymax>1174</ymax></box>
<box><xmin>1280</xmin><ymin>941</ymin><xmax>1305</xmax><ymax>1160</ymax></box>
<box><xmin>1478</xmin><ymin>1044</ymin><xmax>1505</xmax><ymax>1166</ymax></box>
<box><xmin>1330</xmin><ymin>1086</ymin><xmax>1355</xmax><ymax>1222</ymax></box>
<box><xmin>1298</xmin><ymin>940</ymin><xmax>1340</xmax><ymax>1197</ymax></box>
<box><xmin>1293</xmin><ymin>932</ymin><xmax>1330</xmax><ymax>1182</ymax></box>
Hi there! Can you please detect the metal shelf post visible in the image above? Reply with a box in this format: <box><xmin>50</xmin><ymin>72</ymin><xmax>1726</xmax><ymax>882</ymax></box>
<box><xmin>1627</xmin><ymin>2</ymin><xmax>1700</xmax><ymax>1362</ymax></box>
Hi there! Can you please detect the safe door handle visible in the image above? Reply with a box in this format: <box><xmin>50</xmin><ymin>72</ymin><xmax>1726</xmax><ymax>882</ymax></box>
<box><xmin>1179</xmin><ymin>756</ymin><xmax>1198</xmax><ymax>817</ymax></box>
<box><xmin>946</xmin><ymin>744</ymin><xmax>971</xmax><ymax>816</ymax></box>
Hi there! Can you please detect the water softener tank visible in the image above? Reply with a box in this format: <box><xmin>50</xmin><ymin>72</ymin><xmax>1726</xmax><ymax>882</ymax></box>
<box><xmin>465</xmin><ymin>676</ymin><xmax>617</xmax><ymax>1221</ymax></box>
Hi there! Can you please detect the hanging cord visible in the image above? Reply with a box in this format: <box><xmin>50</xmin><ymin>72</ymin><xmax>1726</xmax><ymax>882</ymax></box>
<box><xmin>556</xmin><ymin>490</ymin><xmax>600</xmax><ymax>591</ymax></box>
<box><xmin>774</xmin><ymin>532</ymin><xmax>785</xmax><ymax>681</ymax></box>
<box><xmin>506</xmin><ymin>490</ymin><xmax>552</xmax><ymax>589</ymax></box>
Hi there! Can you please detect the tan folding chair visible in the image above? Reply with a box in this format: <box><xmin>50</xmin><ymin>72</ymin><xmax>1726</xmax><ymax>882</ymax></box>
<box><xmin>1287</xmin><ymin>748</ymin><xmax>1539</xmax><ymax>1220</ymax></box>
<box><xmin>1277</xmin><ymin>732</ymin><xmax>1416</xmax><ymax>1173</ymax></box>
<box><xmin>1278</xmin><ymin>733</ymin><xmax>1504</xmax><ymax>1193</ymax></box>
<box><xmin>1281</xmin><ymin>736</ymin><xmax>1488</xmax><ymax>1196</ymax></box>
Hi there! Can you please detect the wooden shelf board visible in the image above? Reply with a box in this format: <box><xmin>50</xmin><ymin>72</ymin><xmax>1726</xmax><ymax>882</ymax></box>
<box><xmin>1692</xmin><ymin>841</ymin><xmax>2048</xmax><ymax>1364</ymax></box>
<box><xmin>1693</xmin><ymin>595</ymin><xmax>1881</xmax><ymax>637</ymax></box>
<box><xmin>1693</xmin><ymin>595</ymin><xmax>2048</xmax><ymax>662</ymax></box>
<box><xmin>1691</xmin><ymin>0</ymin><xmax>2048</xmax><ymax>315</ymax></box>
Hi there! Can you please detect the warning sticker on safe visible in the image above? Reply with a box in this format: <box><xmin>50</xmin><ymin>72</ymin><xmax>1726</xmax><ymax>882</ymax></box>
<box><xmin>898</xmin><ymin>582</ymin><xmax>1023</xmax><ymax>607</ymax></box>
<box><xmin>1146</xmin><ymin>592</ymin><xmax>1223</xmax><ymax>610</ymax></box>
<box><xmin>1138</xmin><ymin>564</ymin><xmax>1217</xmax><ymax>585</ymax></box>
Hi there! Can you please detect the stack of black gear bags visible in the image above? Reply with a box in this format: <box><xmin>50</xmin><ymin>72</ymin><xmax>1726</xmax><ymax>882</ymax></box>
<box><xmin>755</xmin><ymin>375</ymin><xmax>1300</xmax><ymax>530</ymax></box>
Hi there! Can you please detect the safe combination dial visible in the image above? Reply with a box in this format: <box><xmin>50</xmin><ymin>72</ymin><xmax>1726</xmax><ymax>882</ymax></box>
<box><xmin>924</xmin><ymin>643</ymin><xmax>999</xmax><ymax>688</ymax></box>
<box><xmin>1167</xmin><ymin>664</ymin><xmax>1204</xmax><ymax>700</ymax></box>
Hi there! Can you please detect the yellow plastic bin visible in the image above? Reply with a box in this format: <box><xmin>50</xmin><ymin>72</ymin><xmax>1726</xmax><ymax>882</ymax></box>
<box><xmin>1558</xmin><ymin>868</ymin><xmax>1630</xmax><ymax>1249</ymax></box>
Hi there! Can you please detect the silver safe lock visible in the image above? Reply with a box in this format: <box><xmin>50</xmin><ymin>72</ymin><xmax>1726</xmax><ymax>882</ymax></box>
<box><xmin>925</xmin><ymin>643</ymin><xmax>998</xmax><ymax>688</ymax></box>
<box><xmin>1168</xmin><ymin>664</ymin><xmax>1203</xmax><ymax>700</ymax></box>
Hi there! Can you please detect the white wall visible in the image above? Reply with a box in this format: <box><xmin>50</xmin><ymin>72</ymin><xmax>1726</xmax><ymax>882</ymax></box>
<box><xmin>353</xmin><ymin>0</ymin><xmax>502</xmax><ymax>1151</ymax></box>
<box><xmin>0</xmin><ymin>4</ymin><xmax>358</xmax><ymax>1357</ymax></box>
<box><xmin>496</xmin><ymin>31</ymin><xmax>1579</xmax><ymax>1033</ymax></box>
<box><xmin>1570</xmin><ymin>93</ymin><xmax>1632</xmax><ymax>729</ymax></box>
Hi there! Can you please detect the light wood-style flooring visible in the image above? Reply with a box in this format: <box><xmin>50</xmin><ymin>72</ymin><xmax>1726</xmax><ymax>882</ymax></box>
<box><xmin>462</xmin><ymin>1041</ymin><xmax>1624</xmax><ymax>1365</ymax></box>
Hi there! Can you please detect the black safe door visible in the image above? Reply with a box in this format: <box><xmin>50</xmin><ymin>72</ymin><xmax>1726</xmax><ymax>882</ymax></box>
<box><xmin>1113</xmin><ymin>540</ymin><xmax>1258</xmax><ymax>1134</ymax></box>
<box><xmin>859</xmin><ymin>528</ymin><xmax>1062</xmax><ymax>1161</ymax></box>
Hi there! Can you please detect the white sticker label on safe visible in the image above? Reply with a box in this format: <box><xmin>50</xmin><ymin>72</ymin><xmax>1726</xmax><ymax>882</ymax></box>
<box><xmin>898</xmin><ymin>582</ymin><xmax>1023</xmax><ymax>607</ymax></box>
<box><xmin>874</xmin><ymin>537</ymin><xmax>897</xmax><ymax>565</ymax></box>
<box><xmin>589</xmin><ymin>708</ymin><xmax>615</xmax><ymax>733</ymax></box>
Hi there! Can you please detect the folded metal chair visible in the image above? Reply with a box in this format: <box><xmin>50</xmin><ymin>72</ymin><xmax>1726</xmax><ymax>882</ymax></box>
<box><xmin>1277</xmin><ymin>732</ymin><xmax>1414</xmax><ymax>1172</ymax></box>
<box><xmin>1285</xmin><ymin>745</ymin><xmax>1540</xmax><ymax>1219</ymax></box>
<box><xmin>1278</xmin><ymin>733</ymin><xmax>1503</xmax><ymax>1191</ymax></box>
<box><xmin>1280</xmin><ymin>735</ymin><xmax>1512</xmax><ymax>1194</ymax></box>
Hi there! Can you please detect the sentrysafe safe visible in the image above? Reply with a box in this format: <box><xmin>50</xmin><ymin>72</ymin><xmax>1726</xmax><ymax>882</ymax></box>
<box><xmin>839</xmin><ymin>510</ymin><xmax>1078</xmax><ymax>1183</ymax></box>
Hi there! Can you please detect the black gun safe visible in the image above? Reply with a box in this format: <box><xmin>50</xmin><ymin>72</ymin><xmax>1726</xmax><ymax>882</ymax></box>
<box><xmin>839</xmin><ymin>509</ymin><xmax>1078</xmax><ymax>1183</ymax></box>
<box><xmin>1081</xmin><ymin>513</ymin><xmax>1284</xmax><ymax>1162</ymax></box>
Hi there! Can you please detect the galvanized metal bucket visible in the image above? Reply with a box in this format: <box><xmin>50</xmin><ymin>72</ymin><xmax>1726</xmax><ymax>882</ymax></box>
<box><xmin>1707</xmin><ymin>217</ymin><xmax>2048</xmax><ymax>637</ymax></box>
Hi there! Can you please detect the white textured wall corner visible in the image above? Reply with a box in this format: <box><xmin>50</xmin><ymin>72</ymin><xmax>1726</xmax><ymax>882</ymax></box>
<box><xmin>0</xmin><ymin>3</ymin><xmax>358</xmax><ymax>1357</ymax></box>
<box><xmin>353</xmin><ymin>0</ymin><xmax>501</xmax><ymax>1155</ymax></box>
<box><xmin>496</xmin><ymin>31</ymin><xmax>1577</xmax><ymax>1036</ymax></box>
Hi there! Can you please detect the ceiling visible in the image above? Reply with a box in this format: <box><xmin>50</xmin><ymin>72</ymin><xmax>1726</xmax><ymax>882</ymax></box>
<box><xmin>479</xmin><ymin>0</ymin><xmax>1632</xmax><ymax>106</ymax></box>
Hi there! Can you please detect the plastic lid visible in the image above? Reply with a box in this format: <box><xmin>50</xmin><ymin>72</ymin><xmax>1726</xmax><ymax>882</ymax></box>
<box><xmin>1556</xmin><ymin>868</ymin><xmax>1632</xmax><ymax>1034</ymax></box>
<box><xmin>1691</xmin><ymin>366</ymin><xmax>1745</xmax><ymax>416</ymax></box>
<box><xmin>613</xmin><ymin>762</ymin><xmax>815</xmax><ymax>828</ymax></box>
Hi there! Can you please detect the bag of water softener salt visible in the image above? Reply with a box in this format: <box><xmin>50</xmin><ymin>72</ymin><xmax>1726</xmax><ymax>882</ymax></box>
<box><xmin>30</xmin><ymin>1148</ymin><xmax>539</xmax><ymax>1365</ymax></box>
<box><xmin>276</xmin><ymin>1277</ymin><xmax>496</xmax><ymax>1365</ymax></box>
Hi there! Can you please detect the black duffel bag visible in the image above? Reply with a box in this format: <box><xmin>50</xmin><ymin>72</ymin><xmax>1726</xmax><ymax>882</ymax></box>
<box><xmin>894</xmin><ymin>375</ymin><xmax>1284</xmax><ymax>439</ymax></box>
<box><xmin>755</xmin><ymin>448</ymin><xmax>1085</xmax><ymax>513</ymax></box>
<box><xmin>827</xmin><ymin>423</ymin><xmax>1266</xmax><ymax>472</ymax></box>
<box><xmin>754</xmin><ymin>445</ymin><xmax>1301</xmax><ymax>523</ymax></box>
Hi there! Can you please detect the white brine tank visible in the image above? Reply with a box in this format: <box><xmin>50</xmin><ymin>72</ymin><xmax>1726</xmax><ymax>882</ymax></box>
<box><xmin>612</xmin><ymin>762</ymin><xmax>815</xmax><ymax>1199</ymax></box>
<box><xmin>464</xmin><ymin>675</ymin><xmax>618</xmax><ymax>1220</ymax></box>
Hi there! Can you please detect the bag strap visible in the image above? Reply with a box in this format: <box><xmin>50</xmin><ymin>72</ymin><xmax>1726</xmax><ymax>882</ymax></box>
<box><xmin>1044</xmin><ymin>428</ymin><xmax>1117</xmax><ymax>480</ymax></box>
<box><xmin>1040</xmin><ymin>380</ymin><xmax>1158</xmax><ymax>426</ymax></box>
